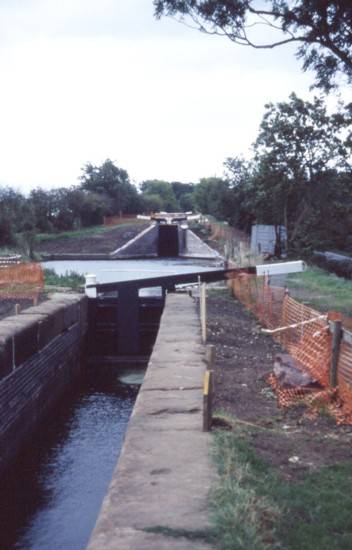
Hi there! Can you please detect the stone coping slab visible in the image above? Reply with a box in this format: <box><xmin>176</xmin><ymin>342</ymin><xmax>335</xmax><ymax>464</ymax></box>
<box><xmin>88</xmin><ymin>293</ymin><xmax>215</xmax><ymax>550</ymax></box>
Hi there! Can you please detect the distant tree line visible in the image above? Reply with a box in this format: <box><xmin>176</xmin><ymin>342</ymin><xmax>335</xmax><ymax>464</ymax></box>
<box><xmin>0</xmin><ymin>160</ymin><xmax>197</xmax><ymax>247</ymax></box>
<box><xmin>0</xmin><ymin>93</ymin><xmax>351</xmax><ymax>257</ymax></box>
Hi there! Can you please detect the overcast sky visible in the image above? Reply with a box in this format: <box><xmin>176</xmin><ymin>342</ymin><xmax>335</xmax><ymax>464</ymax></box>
<box><xmin>0</xmin><ymin>0</ymin><xmax>349</xmax><ymax>193</ymax></box>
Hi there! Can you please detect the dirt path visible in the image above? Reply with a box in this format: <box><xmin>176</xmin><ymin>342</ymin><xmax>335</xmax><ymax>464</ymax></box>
<box><xmin>207</xmin><ymin>289</ymin><xmax>352</xmax><ymax>480</ymax></box>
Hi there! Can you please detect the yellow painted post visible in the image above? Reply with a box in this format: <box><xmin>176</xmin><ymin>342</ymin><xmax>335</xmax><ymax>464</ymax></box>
<box><xmin>203</xmin><ymin>370</ymin><xmax>213</xmax><ymax>431</ymax></box>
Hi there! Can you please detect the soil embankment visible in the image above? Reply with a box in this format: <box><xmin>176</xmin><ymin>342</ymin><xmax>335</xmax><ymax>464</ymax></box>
<box><xmin>35</xmin><ymin>222</ymin><xmax>148</xmax><ymax>256</ymax></box>
<box><xmin>0</xmin><ymin>223</ymin><xmax>148</xmax><ymax>319</ymax></box>
<box><xmin>207</xmin><ymin>289</ymin><xmax>352</xmax><ymax>480</ymax></box>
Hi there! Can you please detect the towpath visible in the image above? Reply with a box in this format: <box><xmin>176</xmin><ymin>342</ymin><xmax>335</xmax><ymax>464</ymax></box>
<box><xmin>88</xmin><ymin>293</ymin><xmax>215</xmax><ymax>549</ymax></box>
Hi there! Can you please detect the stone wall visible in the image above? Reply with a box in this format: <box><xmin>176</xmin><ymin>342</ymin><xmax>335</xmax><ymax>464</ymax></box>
<box><xmin>0</xmin><ymin>293</ymin><xmax>88</xmax><ymax>474</ymax></box>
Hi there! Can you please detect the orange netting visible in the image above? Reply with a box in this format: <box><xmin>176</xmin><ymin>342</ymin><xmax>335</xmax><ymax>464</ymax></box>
<box><xmin>228</xmin><ymin>272</ymin><xmax>352</xmax><ymax>424</ymax></box>
<box><xmin>209</xmin><ymin>222</ymin><xmax>250</xmax><ymax>247</ymax></box>
<box><xmin>0</xmin><ymin>262</ymin><xmax>44</xmax><ymax>299</ymax></box>
<box><xmin>103</xmin><ymin>215</ymin><xmax>137</xmax><ymax>226</ymax></box>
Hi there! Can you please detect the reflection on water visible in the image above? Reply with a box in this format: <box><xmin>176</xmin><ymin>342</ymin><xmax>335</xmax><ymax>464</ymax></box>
<box><xmin>0</xmin><ymin>368</ymin><xmax>140</xmax><ymax>550</ymax></box>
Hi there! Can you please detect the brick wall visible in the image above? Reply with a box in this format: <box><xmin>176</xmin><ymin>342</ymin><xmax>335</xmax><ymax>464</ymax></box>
<box><xmin>0</xmin><ymin>293</ymin><xmax>88</xmax><ymax>474</ymax></box>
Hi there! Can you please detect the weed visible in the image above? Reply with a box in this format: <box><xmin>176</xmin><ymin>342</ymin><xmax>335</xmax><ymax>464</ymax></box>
<box><xmin>211</xmin><ymin>425</ymin><xmax>352</xmax><ymax>549</ymax></box>
<box><xmin>44</xmin><ymin>269</ymin><xmax>85</xmax><ymax>290</ymax></box>
<box><xmin>212</xmin><ymin>430</ymin><xmax>280</xmax><ymax>549</ymax></box>
<box><xmin>285</xmin><ymin>265</ymin><xmax>352</xmax><ymax>316</ymax></box>
<box><xmin>36</xmin><ymin>221</ymin><xmax>142</xmax><ymax>243</ymax></box>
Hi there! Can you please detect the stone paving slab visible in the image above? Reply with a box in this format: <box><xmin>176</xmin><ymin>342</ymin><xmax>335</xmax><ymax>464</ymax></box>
<box><xmin>88</xmin><ymin>294</ymin><xmax>216</xmax><ymax>550</ymax></box>
<box><xmin>142</xmin><ymin>364</ymin><xmax>204</xmax><ymax>391</ymax></box>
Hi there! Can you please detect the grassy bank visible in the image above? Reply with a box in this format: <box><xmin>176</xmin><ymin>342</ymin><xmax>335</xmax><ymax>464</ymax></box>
<box><xmin>36</xmin><ymin>221</ymin><xmax>141</xmax><ymax>242</ymax></box>
<box><xmin>211</xmin><ymin>421</ymin><xmax>352</xmax><ymax>549</ymax></box>
<box><xmin>44</xmin><ymin>269</ymin><xmax>85</xmax><ymax>291</ymax></box>
<box><xmin>285</xmin><ymin>265</ymin><xmax>352</xmax><ymax>316</ymax></box>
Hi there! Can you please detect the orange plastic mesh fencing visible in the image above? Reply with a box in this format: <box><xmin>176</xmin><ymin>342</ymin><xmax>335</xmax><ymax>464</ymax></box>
<box><xmin>229</xmin><ymin>274</ymin><xmax>285</xmax><ymax>330</ymax></box>
<box><xmin>209</xmin><ymin>222</ymin><xmax>250</xmax><ymax>247</ymax></box>
<box><xmin>0</xmin><ymin>263</ymin><xmax>44</xmax><ymax>299</ymax></box>
<box><xmin>229</xmin><ymin>272</ymin><xmax>352</xmax><ymax>424</ymax></box>
<box><xmin>280</xmin><ymin>296</ymin><xmax>331</xmax><ymax>387</ymax></box>
<box><xmin>103</xmin><ymin>215</ymin><xmax>137</xmax><ymax>226</ymax></box>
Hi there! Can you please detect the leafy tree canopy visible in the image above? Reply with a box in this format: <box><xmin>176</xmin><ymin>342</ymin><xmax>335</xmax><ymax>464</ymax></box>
<box><xmin>80</xmin><ymin>159</ymin><xmax>139</xmax><ymax>214</ymax></box>
<box><xmin>154</xmin><ymin>0</ymin><xmax>352</xmax><ymax>90</ymax></box>
<box><xmin>171</xmin><ymin>181</ymin><xmax>195</xmax><ymax>201</ymax></box>
<box><xmin>225</xmin><ymin>94</ymin><xmax>352</xmax><ymax>249</ymax></box>
<box><xmin>194</xmin><ymin>177</ymin><xmax>233</xmax><ymax>219</ymax></box>
<box><xmin>140</xmin><ymin>179</ymin><xmax>179</xmax><ymax>211</ymax></box>
<box><xmin>254</xmin><ymin>92</ymin><xmax>351</xmax><ymax>182</ymax></box>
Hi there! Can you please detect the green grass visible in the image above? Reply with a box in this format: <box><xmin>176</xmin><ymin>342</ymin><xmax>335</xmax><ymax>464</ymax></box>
<box><xmin>44</xmin><ymin>268</ymin><xmax>85</xmax><ymax>290</ymax></box>
<box><xmin>0</xmin><ymin>246</ymin><xmax>21</xmax><ymax>256</ymax></box>
<box><xmin>36</xmin><ymin>220</ymin><xmax>141</xmax><ymax>242</ymax></box>
<box><xmin>285</xmin><ymin>265</ymin><xmax>352</xmax><ymax>316</ymax></box>
<box><xmin>211</xmin><ymin>426</ymin><xmax>352</xmax><ymax>550</ymax></box>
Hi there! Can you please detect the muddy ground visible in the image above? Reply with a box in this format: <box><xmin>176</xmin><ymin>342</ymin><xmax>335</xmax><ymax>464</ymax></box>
<box><xmin>0</xmin><ymin>221</ymin><xmax>151</xmax><ymax>320</ymax></box>
<box><xmin>207</xmin><ymin>288</ymin><xmax>352</xmax><ymax>480</ymax></box>
<box><xmin>35</xmin><ymin>222</ymin><xmax>148</xmax><ymax>255</ymax></box>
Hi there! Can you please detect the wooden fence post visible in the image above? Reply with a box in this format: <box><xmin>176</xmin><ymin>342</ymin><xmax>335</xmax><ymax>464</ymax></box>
<box><xmin>203</xmin><ymin>370</ymin><xmax>214</xmax><ymax>432</ymax></box>
<box><xmin>330</xmin><ymin>320</ymin><xmax>342</xmax><ymax>387</ymax></box>
<box><xmin>206</xmin><ymin>344</ymin><xmax>215</xmax><ymax>369</ymax></box>
<box><xmin>201</xmin><ymin>283</ymin><xmax>207</xmax><ymax>343</ymax></box>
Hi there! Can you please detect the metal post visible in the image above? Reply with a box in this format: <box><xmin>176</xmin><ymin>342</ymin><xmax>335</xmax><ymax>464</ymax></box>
<box><xmin>330</xmin><ymin>320</ymin><xmax>342</xmax><ymax>387</ymax></box>
<box><xmin>15</xmin><ymin>303</ymin><xmax>21</xmax><ymax>315</ymax></box>
<box><xmin>85</xmin><ymin>274</ymin><xmax>97</xmax><ymax>298</ymax></box>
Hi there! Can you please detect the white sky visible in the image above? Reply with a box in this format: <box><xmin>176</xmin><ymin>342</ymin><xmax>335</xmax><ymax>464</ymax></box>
<box><xmin>0</xmin><ymin>0</ymin><xmax>348</xmax><ymax>192</ymax></box>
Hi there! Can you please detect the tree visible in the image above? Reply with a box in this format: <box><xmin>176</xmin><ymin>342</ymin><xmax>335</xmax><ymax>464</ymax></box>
<box><xmin>252</xmin><ymin>93</ymin><xmax>351</xmax><ymax>251</ymax></box>
<box><xmin>154</xmin><ymin>0</ymin><xmax>352</xmax><ymax>90</ymax></box>
<box><xmin>224</xmin><ymin>156</ymin><xmax>255</xmax><ymax>231</ymax></box>
<box><xmin>0</xmin><ymin>187</ymin><xmax>35</xmax><ymax>234</ymax></box>
<box><xmin>171</xmin><ymin>181</ymin><xmax>195</xmax><ymax>201</ymax></box>
<box><xmin>80</xmin><ymin>159</ymin><xmax>140</xmax><ymax>215</ymax></box>
<box><xmin>179</xmin><ymin>192</ymin><xmax>196</xmax><ymax>211</ymax></box>
<box><xmin>194</xmin><ymin>177</ymin><xmax>233</xmax><ymax>219</ymax></box>
<box><xmin>140</xmin><ymin>180</ymin><xmax>179</xmax><ymax>211</ymax></box>
<box><xmin>29</xmin><ymin>188</ymin><xmax>55</xmax><ymax>232</ymax></box>
<box><xmin>141</xmin><ymin>193</ymin><xmax>165</xmax><ymax>213</ymax></box>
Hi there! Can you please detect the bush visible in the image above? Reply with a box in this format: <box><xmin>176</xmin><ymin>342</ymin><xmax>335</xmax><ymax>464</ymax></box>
<box><xmin>0</xmin><ymin>216</ymin><xmax>14</xmax><ymax>247</ymax></box>
<box><xmin>312</xmin><ymin>253</ymin><xmax>352</xmax><ymax>279</ymax></box>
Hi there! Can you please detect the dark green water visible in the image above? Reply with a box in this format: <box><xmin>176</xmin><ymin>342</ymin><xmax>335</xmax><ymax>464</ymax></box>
<box><xmin>0</xmin><ymin>368</ymin><xmax>139</xmax><ymax>550</ymax></box>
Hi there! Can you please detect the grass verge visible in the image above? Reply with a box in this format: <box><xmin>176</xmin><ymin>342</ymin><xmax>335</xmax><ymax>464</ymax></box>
<box><xmin>211</xmin><ymin>422</ymin><xmax>352</xmax><ymax>549</ymax></box>
<box><xmin>285</xmin><ymin>265</ymin><xmax>352</xmax><ymax>317</ymax></box>
<box><xmin>36</xmin><ymin>220</ymin><xmax>141</xmax><ymax>242</ymax></box>
<box><xmin>44</xmin><ymin>268</ymin><xmax>85</xmax><ymax>290</ymax></box>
